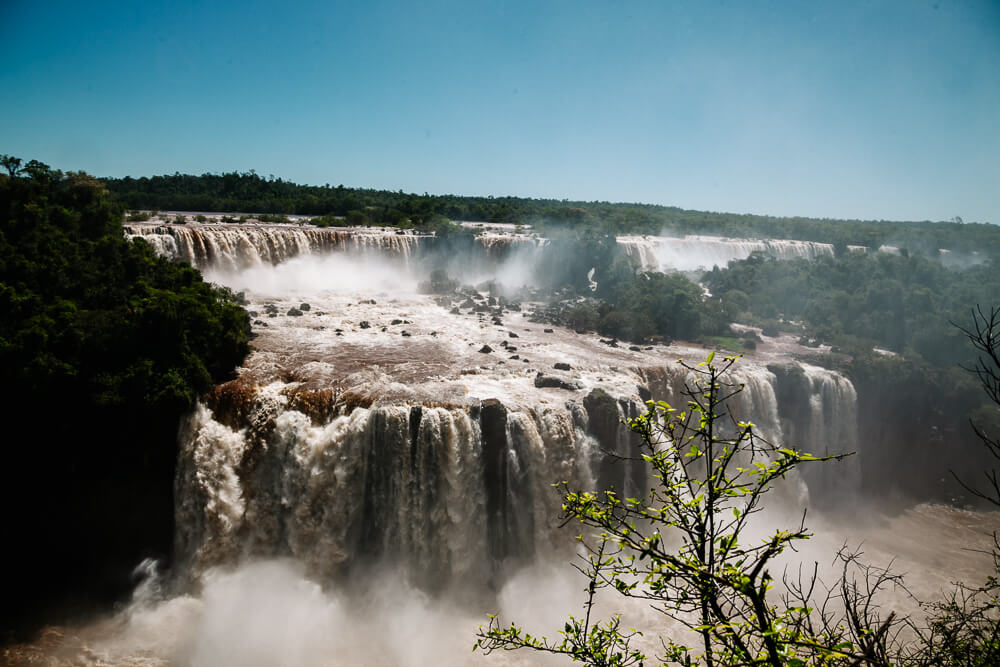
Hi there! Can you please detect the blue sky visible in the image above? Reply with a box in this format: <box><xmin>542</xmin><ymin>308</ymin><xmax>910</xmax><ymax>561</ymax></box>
<box><xmin>2</xmin><ymin>0</ymin><xmax>998</xmax><ymax>222</ymax></box>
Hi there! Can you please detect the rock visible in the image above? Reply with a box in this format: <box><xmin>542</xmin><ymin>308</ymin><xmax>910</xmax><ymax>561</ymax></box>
<box><xmin>299</xmin><ymin>303</ymin><xmax>311</xmax><ymax>311</ymax></box>
<box><xmin>629</xmin><ymin>346</ymin><xmax>641</xmax><ymax>352</ymax></box>
<box><xmin>507</xmin><ymin>346</ymin><xmax>517</xmax><ymax>352</ymax></box>
<box><xmin>287</xmin><ymin>308</ymin><xmax>303</xmax><ymax>316</ymax></box>
<box><xmin>249</xmin><ymin>311</ymin><xmax>259</xmax><ymax>317</ymax></box>
<box><xmin>359</xmin><ymin>321</ymin><xmax>371</xmax><ymax>329</ymax></box>
<box><xmin>479</xmin><ymin>345</ymin><xmax>493</xmax><ymax>353</ymax></box>
<box><xmin>534</xmin><ymin>373</ymin><xmax>581</xmax><ymax>390</ymax></box>
<box><xmin>401</xmin><ymin>331</ymin><xmax>412</xmax><ymax>337</ymax></box>
<box><xmin>390</xmin><ymin>319</ymin><xmax>403</xmax><ymax>325</ymax></box>
<box><xmin>450</xmin><ymin>307</ymin><xmax>461</xmax><ymax>314</ymax></box>
<box><xmin>544</xmin><ymin>328</ymin><xmax>554</xmax><ymax>333</ymax></box>
<box><xmin>508</xmin><ymin>332</ymin><xmax>519</xmax><ymax>338</ymax></box>
<box><xmin>510</xmin><ymin>354</ymin><xmax>520</xmax><ymax>360</ymax></box>
<box><xmin>554</xmin><ymin>362</ymin><xmax>572</xmax><ymax>371</ymax></box>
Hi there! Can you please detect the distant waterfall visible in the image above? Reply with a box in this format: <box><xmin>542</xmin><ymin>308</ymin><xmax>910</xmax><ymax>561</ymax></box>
<box><xmin>618</xmin><ymin>234</ymin><xmax>835</xmax><ymax>272</ymax></box>
<box><xmin>125</xmin><ymin>223</ymin><xmax>423</xmax><ymax>270</ymax></box>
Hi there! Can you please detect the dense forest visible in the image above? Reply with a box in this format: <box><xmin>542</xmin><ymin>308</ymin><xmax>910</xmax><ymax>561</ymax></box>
<box><xmin>0</xmin><ymin>157</ymin><xmax>251</xmax><ymax>635</ymax></box>
<box><xmin>103</xmin><ymin>170</ymin><xmax>1000</xmax><ymax>258</ymax></box>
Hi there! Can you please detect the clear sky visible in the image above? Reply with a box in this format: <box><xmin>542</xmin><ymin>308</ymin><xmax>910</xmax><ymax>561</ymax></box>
<box><xmin>2</xmin><ymin>0</ymin><xmax>998</xmax><ymax>223</ymax></box>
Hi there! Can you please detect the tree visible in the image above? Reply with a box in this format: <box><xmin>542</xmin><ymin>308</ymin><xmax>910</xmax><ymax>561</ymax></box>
<box><xmin>475</xmin><ymin>354</ymin><xmax>888</xmax><ymax>666</ymax></box>
<box><xmin>953</xmin><ymin>305</ymin><xmax>1000</xmax><ymax>507</ymax></box>
<box><xmin>905</xmin><ymin>306</ymin><xmax>1000</xmax><ymax>666</ymax></box>
<box><xmin>1</xmin><ymin>153</ymin><xmax>23</xmax><ymax>177</ymax></box>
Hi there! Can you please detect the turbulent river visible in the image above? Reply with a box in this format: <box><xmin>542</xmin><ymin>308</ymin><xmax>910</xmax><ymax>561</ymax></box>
<box><xmin>8</xmin><ymin>219</ymin><xmax>997</xmax><ymax>666</ymax></box>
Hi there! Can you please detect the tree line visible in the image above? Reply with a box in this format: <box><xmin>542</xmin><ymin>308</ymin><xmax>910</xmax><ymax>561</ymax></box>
<box><xmin>102</xmin><ymin>170</ymin><xmax>1000</xmax><ymax>258</ymax></box>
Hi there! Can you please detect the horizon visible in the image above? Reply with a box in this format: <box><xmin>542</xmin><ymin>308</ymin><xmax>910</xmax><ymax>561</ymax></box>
<box><xmin>2</xmin><ymin>0</ymin><xmax>998</xmax><ymax>224</ymax></box>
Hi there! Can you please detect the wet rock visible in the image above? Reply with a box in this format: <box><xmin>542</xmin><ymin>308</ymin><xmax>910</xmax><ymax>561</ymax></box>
<box><xmin>287</xmin><ymin>308</ymin><xmax>303</xmax><ymax>316</ymax></box>
<box><xmin>268</xmin><ymin>312</ymin><xmax>276</xmax><ymax>318</ymax></box>
<box><xmin>479</xmin><ymin>345</ymin><xmax>493</xmax><ymax>353</ymax></box>
<box><xmin>299</xmin><ymin>303</ymin><xmax>311</xmax><ymax>311</ymax></box>
<box><xmin>554</xmin><ymin>362</ymin><xmax>572</xmax><ymax>371</ymax></box>
<box><xmin>507</xmin><ymin>346</ymin><xmax>517</xmax><ymax>352</ymax></box>
<box><xmin>544</xmin><ymin>328</ymin><xmax>554</xmax><ymax>333</ymax></box>
<box><xmin>637</xmin><ymin>385</ymin><xmax>652</xmax><ymax>402</ymax></box>
<box><xmin>450</xmin><ymin>307</ymin><xmax>461</xmax><ymax>314</ymax></box>
<box><xmin>534</xmin><ymin>373</ymin><xmax>581</xmax><ymax>390</ymax></box>
<box><xmin>508</xmin><ymin>332</ymin><xmax>519</xmax><ymax>338</ymax></box>
<box><xmin>390</xmin><ymin>319</ymin><xmax>403</xmax><ymax>325</ymax></box>
<box><xmin>249</xmin><ymin>311</ymin><xmax>259</xmax><ymax>317</ymax></box>
<box><xmin>629</xmin><ymin>346</ymin><xmax>641</xmax><ymax>352</ymax></box>
<box><xmin>253</xmin><ymin>319</ymin><xmax>268</xmax><ymax>326</ymax></box>
<box><xmin>401</xmin><ymin>331</ymin><xmax>412</xmax><ymax>337</ymax></box>
<box><xmin>510</xmin><ymin>354</ymin><xmax>520</xmax><ymax>360</ymax></box>
<box><xmin>359</xmin><ymin>321</ymin><xmax>371</xmax><ymax>329</ymax></box>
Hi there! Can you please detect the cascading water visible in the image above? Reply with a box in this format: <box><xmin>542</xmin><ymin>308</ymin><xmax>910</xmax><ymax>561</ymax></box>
<box><xmin>618</xmin><ymin>234</ymin><xmax>835</xmax><ymax>272</ymax></box>
<box><xmin>125</xmin><ymin>222</ymin><xmax>423</xmax><ymax>270</ymax></box>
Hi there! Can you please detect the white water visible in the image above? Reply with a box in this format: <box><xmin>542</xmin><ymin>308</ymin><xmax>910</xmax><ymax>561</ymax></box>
<box><xmin>618</xmin><ymin>233</ymin><xmax>834</xmax><ymax>271</ymax></box>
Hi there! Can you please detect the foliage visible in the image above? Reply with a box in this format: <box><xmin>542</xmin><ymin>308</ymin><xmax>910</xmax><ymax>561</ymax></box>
<box><xmin>703</xmin><ymin>252</ymin><xmax>999</xmax><ymax>369</ymax></box>
<box><xmin>902</xmin><ymin>305</ymin><xmax>1000</xmax><ymax>665</ymax></box>
<box><xmin>476</xmin><ymin>355</ymin><xmax>888</xmax><ymax>666</ymax></box>
<box><xmin>0</xmin><ymin>157</ymin><xmax>251</xmax><ymax>634</ymax></box>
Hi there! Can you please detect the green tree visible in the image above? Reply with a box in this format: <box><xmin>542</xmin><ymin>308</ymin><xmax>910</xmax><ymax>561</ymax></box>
<box><xmin>476</xmin><ymin>354</ymin><xmax>883</xmax><ymax>666</ymax></box>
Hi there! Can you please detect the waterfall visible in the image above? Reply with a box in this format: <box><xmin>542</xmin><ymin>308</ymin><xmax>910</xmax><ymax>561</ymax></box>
<box><xmin>640</xmin><ymin>360</ymin><xmax>860</xmax><ymax>509</ymax></box>
<box><xmin>174</xmin><ymin>382</ymin><xmax>612</xmax><ymax>589</ymax></box>
<box><xmin>173</xmin><ymin>358</ymin><xmax>860</xmax><ymax>587</ymax></box>
<box><xmin>125</xmin><ymin>223</ymin><xmax>423</xmax><ymax>270</ymax></box>
<box><xmin>618</xmin><ymin>234</ymin><xmax>835</xmax><ymax>272</ymax></box>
